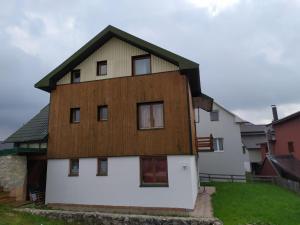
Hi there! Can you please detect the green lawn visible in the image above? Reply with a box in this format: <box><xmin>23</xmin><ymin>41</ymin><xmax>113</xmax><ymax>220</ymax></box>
<box><xmin>0</xmin><ymin>204</ymin><xmax>79</xmax><ymax>225</ymax></box>
<box><xmin>209</xmin><ymin>182</ymin><xmax>300</xmax><ymax>225</ymax></box>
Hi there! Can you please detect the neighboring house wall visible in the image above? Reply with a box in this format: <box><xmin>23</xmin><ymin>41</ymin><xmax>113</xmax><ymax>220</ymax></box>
<box><xmin>248</xmin><ymin>150</ymin><xmax>262</xmax><ymax>163</ymax></box>
<box><xmin>273</xmin><ymin>117</ymin><xmax>300</xmax><ymax>159</ymax></box>
<box><xmin>57</xmin><ymin>37</ymin><xmax>178</xmax><ymax>85</ymax></box>
<box><xmin>0</xmin><ymin>155</ymin><xmax>26</xmax><ymax>200</ymax></box>
<box><xmin>196</xmin><ymin>102</ymin><xmax>247</xmax><ymax>175</ymax></box>
<box><xmin>46</xmin><ymin>155</ymin><xmax>198</xmax><ymax>210</ymax></box>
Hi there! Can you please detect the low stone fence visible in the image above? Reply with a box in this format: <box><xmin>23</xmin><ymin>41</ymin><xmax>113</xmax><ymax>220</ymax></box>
<box><xmin>17</xmin><ymin>208</ymin><xmax>223</xmax><ymax>225</ymax></box>
<box><xmin>0</xmin><ymin>155</ymin><xmax>26</xmax><ymax>200</ymax></box>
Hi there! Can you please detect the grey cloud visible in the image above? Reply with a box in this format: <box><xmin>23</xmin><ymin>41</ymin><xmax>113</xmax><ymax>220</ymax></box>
<box><xmin>1</xmin><ymin>0</ymin><xmax>300</xmax><ymax>139</ymax></box>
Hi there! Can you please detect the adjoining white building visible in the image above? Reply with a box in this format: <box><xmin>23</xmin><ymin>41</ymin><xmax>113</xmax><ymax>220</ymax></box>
<box><xmin>195</xmin><ymin>102</ymin><xmax>251</xmax><ymax>176</ymax></box>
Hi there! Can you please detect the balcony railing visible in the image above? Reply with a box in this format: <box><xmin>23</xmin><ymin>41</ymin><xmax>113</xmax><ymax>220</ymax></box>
<box><xmin>196</xmin><ymin>134</ymin><xmax>213</xmax><ymax>152</ymax></box>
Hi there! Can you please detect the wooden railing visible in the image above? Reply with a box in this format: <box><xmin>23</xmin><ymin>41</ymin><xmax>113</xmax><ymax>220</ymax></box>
<box><xmin>199</xmin><ymin>173</ymin><xmax>246</xmax><ymax>182</ymax></box>
<box><xmin>196</xmin><ymin>134</ymin><xmax>213</xmax><ymax>152</ymax></box>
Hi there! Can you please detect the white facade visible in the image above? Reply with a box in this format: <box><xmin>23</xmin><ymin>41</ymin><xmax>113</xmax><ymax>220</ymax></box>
<box><xmin>196</xmin><ymin>102</ymin><xmax>250</xmax><ymax>175</ymax></box>
<box><xmin>46</xmin><ymin>155</ymin><xmax>198</xmax><ymax>210</ymax></box>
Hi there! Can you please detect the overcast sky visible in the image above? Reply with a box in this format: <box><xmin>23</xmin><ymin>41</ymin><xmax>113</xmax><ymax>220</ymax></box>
<box><xmin>1</xmin><ymin>0</ymin><xmax>300</xmax><ymax>140</ymax></box>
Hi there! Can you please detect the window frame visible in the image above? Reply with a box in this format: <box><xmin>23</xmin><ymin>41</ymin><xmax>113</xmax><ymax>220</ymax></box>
<box><xmin>132</xmin><ymin>54</ymin><xmax>151</xmax><ymax>76</ymax></box>
<box><xmin>70</xmin><ymin>107</ymin><xmax>80</xmax><ymax>124</ymax></box>
<box><xmin>71</xmin><ymin>69</ymin><xmax>81</xmax><ymax>84</ymax></box>
<box><xmin>97</xmin><ymin>105</ymin><xmax>108</xmax><ymax>121</ymax></box>
<box><xmin>137</xmin><ymin>101</ymin><xmax>164</xmax><ymax>130</ymax></box>
<box><xmin>69</xmin><ymin>158</ymin><xmax>79</xmax><ymax>176</ymax></box>
<box><xmin>97</xmin><ymin>157</ymin><xmax>108</xmax><ymax>176</ymax></box>
<box><xmin>210</xmin><ymin>110</ymin><xmax>219</xmax><ymax>121</ymax></box>
<box><xmin>213</xmin><ymin>138</ymin><xmax>224</xmax><ymax>152</ymax></box>
<box><xmin>97</xmin><ymin>61</ymin><xmax>107</xmax><ymax>76</ymax></box>
<box><xmin>288</xmin><ymin>141</ymin><xmax>294</xmax><ymax>153</ymax></box>
<box><xmin>140</xmin><ymin>156</ymin><xmax>168</xmax><ymax>187</ymax></box>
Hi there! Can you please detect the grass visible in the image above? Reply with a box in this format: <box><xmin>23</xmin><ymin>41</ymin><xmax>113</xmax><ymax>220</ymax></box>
<box><xmin>209</xmin><ymin>182</ymin><xmax>300</xmax><ymax>225</ymax></box>
<box><xmin>0</xmin><ymin>204</ymin><xmax>80</xmax><ymax>225</ymax></box>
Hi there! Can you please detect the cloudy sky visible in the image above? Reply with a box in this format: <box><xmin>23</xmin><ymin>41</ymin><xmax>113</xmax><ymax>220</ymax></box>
<box><xmin>1</xmin><ymin>0</ymin><xmax>300</xmax><ymax>140</ymax></box>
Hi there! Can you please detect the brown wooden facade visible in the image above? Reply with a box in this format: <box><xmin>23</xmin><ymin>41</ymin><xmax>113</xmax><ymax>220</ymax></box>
<box><xmin>48</xmin><ymin>71</ymin><xmax>196</xmax><ymax>159</ymax></box>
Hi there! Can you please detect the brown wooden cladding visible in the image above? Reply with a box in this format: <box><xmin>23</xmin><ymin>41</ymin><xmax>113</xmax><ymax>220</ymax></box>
<box><xmin>48</xmin><ymin>71</ymin><xmax>194</xmax><ymax>158</ymax></box>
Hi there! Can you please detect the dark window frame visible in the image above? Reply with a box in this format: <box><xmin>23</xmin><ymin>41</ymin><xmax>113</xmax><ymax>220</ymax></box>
<box><xmin>288</xmin><ymin>141</ymin><xmax>294</xmax><ymax>153</ymax></box>
<box><xmin>97</xmin><ymin>157</ymin><xmax>108</xmax><ymax>176</ymax></box>
<box><xmin>132</xmin><ymin>54</ymin><xmax>151</xmax><ymax>76</ymax></box>
<box><xmin>97</xmin><ymin>105</ymin><xmax>108</xmax><ymax>121</ymax></box>
<box><xmin>210</xmin><ymin>110</ymin><xmax>219</xmax><ymax>121</ymax></box>
<box><xmin>70</xmin><ymin>107</ymin><xmax>80</xmax><ymax>123</ymax></box>
<box><xmin>137</xmin><ymin>101</ymin><xmax>164</xmax><ymax>130</ymax></box>
<box><xmin>69</xmin><ymin>158</ymin><xmax>79</xmax><ymax>176</ymax></box>
<box><xmin>97</xmin><ymin>61</ymin><xmax>107</xmax><ymax>76</ymax></box>
<box><xmin>71</xmin><ymin>69</ymin><xmax>81</xmax><ymax>84</ymax></box>
<box><xmin>140</xmin><ymin>156</ymin><xmax>168</xmax><ymax>187</ymax></box>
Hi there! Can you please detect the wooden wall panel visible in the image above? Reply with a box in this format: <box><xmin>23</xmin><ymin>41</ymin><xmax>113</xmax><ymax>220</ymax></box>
<box><xmin>48</xmin><ymin>71</ymin><xmax>193</xmax><ymax>158</ymax></box>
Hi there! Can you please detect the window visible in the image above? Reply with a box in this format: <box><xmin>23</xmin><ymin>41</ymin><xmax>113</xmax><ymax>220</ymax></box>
<box><xmin>288</xmin><ymin>141</ymin><xmax>294</xmax><ymax>153</ymax></box>
<box><xmin>70</xmin><ymin>108</ymin><xmax>80</xmax><ymax>123</ymax></box>
<box><xmin>140</xmin><ymin>156</ymin><xmax>168</xmax><ymax>186</ymax></box>
<box><xmin>97</xmin><ymin>61</ymin><xmax>107</xmax><ymax>76</ymax></box>
<box><xmin>138</xmin><ymin>102</ymin><xmax>164</xmax><ymax>129</ymax></box>
<box><xmin>97</xmin><ymin>158</ymin><xmax>108</xmax><ymax>176</ymax></box>
<box><xmin>97</xmin><ymin>105</ymin><xmax>108</xmax><ymax>121</ymax></box>
<box><xmin>210</xmin><ymin>110</ymin><xmax>219</xmax><ymax>121</ymax></box>
<box><xmin>132</xmin><ymin>55</ymin><xmax>151</xmax><ymax>75</ymax></box>
<box><xmin>213</xmin><ymin>138</ymin><xmax>224</xmax><ymax>152</ymax></box>
<box><xmin>71</xmin><ymin>70</ymin><xmax>80</xmax><ymax>83</ymax></box>
<box><xmin>69</xmin><ymin>159</ymin><xmax>79</xmax><ymax>176</ymax></box>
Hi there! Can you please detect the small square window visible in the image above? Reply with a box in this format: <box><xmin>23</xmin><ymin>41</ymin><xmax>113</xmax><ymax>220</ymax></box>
<box><xmin>210</xmin><ymin>110</ymin><xmax>219</xmax><ymax>121</ymax></box>
<box><xmin>70</xmin><ymin>108</ymin><xmax>80</xmax><ymax>123</ymax></box>
<box><xmin>97</xmin><ymin>105</ymin><xmax>108</xmax><ymax>121</ymax></box>
<box><xmin>71</xmin><ymin>70</ymin><xmax>80</xmax><ymax>83</ymax></box>
<box><xmin>69</xmin><ymin>159</ymin><xmax>79</xmax><ymax>176</ymax></box>
<box><xmin>132</xmin><ymin>55</ymin><xmax>151</xmax><ymax>75</ymax></box>
<box><xmin>97</xmin><ymin>61</ymin><xmax>107</xmax><ymax>76</ymax></box>
<box><xmin>97</xmin><ymin>158</ymin><xmax>108</xmax><ymax>176</ymax></box>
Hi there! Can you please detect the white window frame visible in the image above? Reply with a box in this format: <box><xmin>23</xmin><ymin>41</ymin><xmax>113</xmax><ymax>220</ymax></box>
<box><xmin>213</xmin><ymin>138</ymin><xmax>224</xmax><ymax>152</ymax></box>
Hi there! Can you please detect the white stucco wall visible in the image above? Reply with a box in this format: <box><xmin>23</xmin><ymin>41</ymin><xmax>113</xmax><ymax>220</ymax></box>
<box><xmin>196</xmin><ymin>102</ymin><xmax>248</xmax><ymax>175</ymax></box>
<box><xmin>46</xmin><ymin>155</ymin><xmax>198</xmax><ymax>210</ymax></box>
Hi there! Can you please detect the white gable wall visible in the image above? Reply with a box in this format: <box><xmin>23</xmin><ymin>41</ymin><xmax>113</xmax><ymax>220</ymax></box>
<box><xmin>196</xmin><ymin>102</ymin><xmax>249</xmax><ymax>175</ymax></box>
<box><xmin>57</xmin><ymin>38</ymin><xmax>178</xmax><ymax>85</ymax></box>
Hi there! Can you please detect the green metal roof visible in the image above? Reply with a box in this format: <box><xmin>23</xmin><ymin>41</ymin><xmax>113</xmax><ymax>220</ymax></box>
<box><xmin>35</xmin><ymin>25</ymin><xmax>201</xmax><ymax>96</ymax></box>
<box><xmin>0</xmin><ymin>148</ymin><xmax>47</xmax><ymax>156</ymax></box>
<box><xmin>5</xmin><ymin>105</ymin><xmax>49</xmax><ymax>143</ymax></box>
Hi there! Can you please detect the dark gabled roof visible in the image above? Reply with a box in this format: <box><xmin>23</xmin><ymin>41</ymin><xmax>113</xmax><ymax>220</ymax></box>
<box><xmin>240</xmin><ymin>123</ymin><xmax>266</xmax><ymax>134</ymax></box>
<box><xmin>35</xmin><ymin>25</ymin><xmax>201</xmax><ymax>96</ymax></box>
<box><xmin>273</xmin><ymin>111</ymin><xmax>300</xmax><ymax>126</ymax></box>
<box><xmin>5</xmin><ymin>105</ymin><xmax>49</xmax><ymax>143</ymax></box>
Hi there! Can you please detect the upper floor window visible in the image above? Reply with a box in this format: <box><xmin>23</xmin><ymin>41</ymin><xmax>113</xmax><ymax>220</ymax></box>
<box><xmin>97</xmin><ymin>158</ymin><xmax>108</xmax><ymax>176</ymax></box>
<box><xmin>97</xmin><ymin>61</ymin><xmax>107</xmax><ymax>76</ymax></box>
<box><xmin>97</xmin><ymin>105</ymin><xmax>108</xmax><ymax>121</ymax></box>
<box><xmin>213</xmin><ymin>138</ymin><xmax>224</xmax><ymax>152</ymax></box>
<box><xmin>138</xmin><ymin>102</ymin><xmax>164</xmax><ymax>129</ymax></box>
<box><xmin>71</xmin><ymin>70</ymin><xmax>80</xmax><ymax>83</ymax></box>
<box><xmin>288</xmin><ymin>141</ymin><xmax>294</xmax><ymax>153</ymax></box>
<box><xmin>132</xmin><ymin>54</ymin><xmax>151</xmax><ymax>75</ymax></box>
<box><xmin>70</xmin><ymin>108</ymin><xmax>80</xmax><ymax>123</ymax></box>
<box><xmin>69</xmin><ymin>159</ymin><xmax>79</xmax><ymax>176</ymax></box>
<box><xmin>210</xmin><ymin>110</ymin><xmax>219</xmax><ymax>121</ymax></box>
<box><xmin>140</xmin><ymin>156</ymin><xmax>168</xmax><ymax>187</ymax></box>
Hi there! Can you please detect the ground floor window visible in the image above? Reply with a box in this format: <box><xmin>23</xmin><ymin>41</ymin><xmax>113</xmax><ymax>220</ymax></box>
<box><xmin>140</xmin><ymin>156</ymin><xmax>168</xmax><ymax>187</ymax></box>
<box><xmin>97</xmin><ymin>158</ymin><xmax>108</xmax><ymax>176</ymax></box>
<box><xmin>69</xmin><ymin>159</ymin><xmax>79</xmax><ymax>176</ymax></box>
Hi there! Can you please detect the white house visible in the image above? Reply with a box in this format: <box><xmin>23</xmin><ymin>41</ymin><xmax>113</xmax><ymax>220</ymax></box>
<box><xmin>195</xmin><ymin>102</ymin><xmax>251</xmax><ymax>176</ymax></box>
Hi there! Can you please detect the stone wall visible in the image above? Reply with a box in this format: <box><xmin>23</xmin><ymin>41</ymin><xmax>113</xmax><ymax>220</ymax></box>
<box><xmin>0</xmin><ymin>155</ymin><xmax>27</xmax><ymax>200</ymax></box>
<box><xmin>17</xmin><ymin>208</ymin><xmax>223</xmax><ymax>225</ymax></box>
